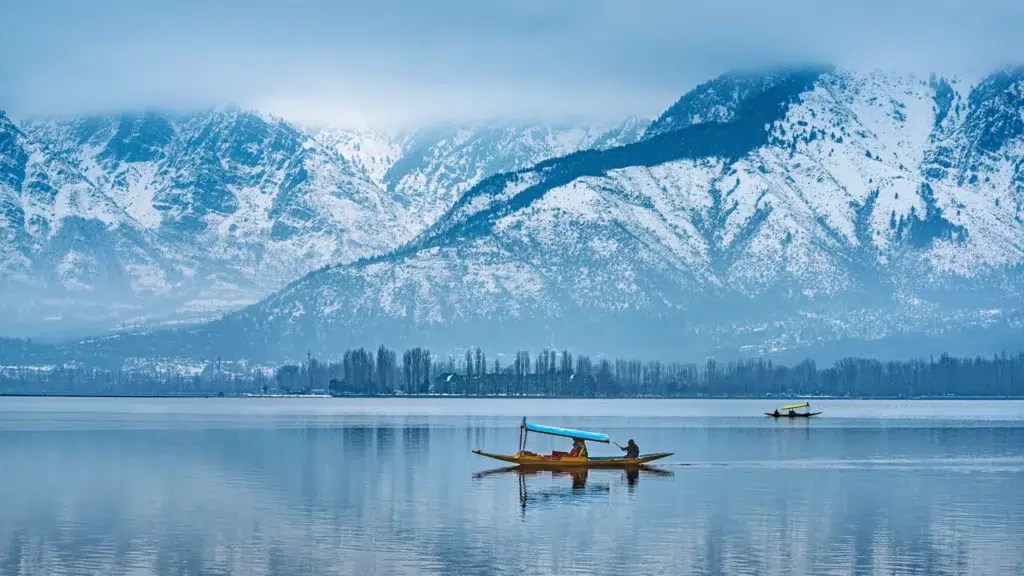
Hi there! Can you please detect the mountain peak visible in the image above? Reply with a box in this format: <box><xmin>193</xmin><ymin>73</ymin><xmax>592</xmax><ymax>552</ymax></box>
<box><xmin>162</xmin><ymin>66</ymin><xmax>1024</xmax><ymax>363</ymax></box>
<box><xmin>4</xmin><ymin>66</ymin><xmax>1024</xmax><ymax>360</ymax></box>
<box><xmin>2</xmin><ymin>110</ymin><xmax>648</xmax><ymax>337</ymax></box>
<box><xmin>644</xmin><ymin>65</ymin><xmax>836</xmax><ymax>139</ymax></box>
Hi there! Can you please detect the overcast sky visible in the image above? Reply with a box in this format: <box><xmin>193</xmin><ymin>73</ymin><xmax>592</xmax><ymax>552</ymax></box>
<box><xmin>1</xmin><ymin>0</ymin><xmax>1022</xmax><ymax>128</ymax></box>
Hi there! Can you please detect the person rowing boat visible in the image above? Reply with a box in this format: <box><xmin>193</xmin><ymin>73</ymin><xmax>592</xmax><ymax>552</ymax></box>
<box><xmin>765</xmin><ymin>402</ymin><xmax>822</xmax><ymax>418</ymax></box>
<box><xmin>614</xmin><ymin>439</ymin><xmax>640</xmax><ymax>459</ymax></box>
<box><xmin>471</xmin><ymin>418</ymin><xmax>673</xmax><ymax>468</ymax></box>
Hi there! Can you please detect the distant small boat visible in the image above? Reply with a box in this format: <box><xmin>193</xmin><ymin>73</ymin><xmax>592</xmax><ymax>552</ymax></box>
<box><xmin>472</xmin><ymin>418</ymin><xmax>673</xmax><ymax>468</ymax></box>
<box><xmin>765</xmin><ymin>402</ymin><xmax>821</xmax><ymax>418</ymax></box>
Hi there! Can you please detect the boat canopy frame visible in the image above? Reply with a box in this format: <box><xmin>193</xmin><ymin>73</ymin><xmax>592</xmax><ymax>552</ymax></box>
<box><xmin>518</xmin><ymin>417</ymin><xmax>610</xmax><ymax>452</ymax></box>
<box><xmin>778</xmin><ymin>402</ymin><xmax>810</xmax><ymax>411</ymax></box>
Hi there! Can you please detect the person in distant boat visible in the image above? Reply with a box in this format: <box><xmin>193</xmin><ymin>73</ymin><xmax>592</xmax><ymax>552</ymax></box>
<box><xmin>620</xmin><ymin>439</ymin><xmax>640</xmax><ymax>459</ymax></box>
<box><xmin>773</xmin><ymin>409</ymin><xmax>780</xmax><ymax>417</ymax></box>
<box><xmin>568</xmin><ymin>438</ymin><xmax>588</xmax><ymax>458</ymax></box>
<box><xmin>788</xmin><ymin>410</ymin><xmax>796</xmax><ymax>417</ymax></box>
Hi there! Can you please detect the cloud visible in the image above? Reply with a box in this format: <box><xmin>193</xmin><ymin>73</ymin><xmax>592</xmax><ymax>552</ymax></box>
<box><xmin>1</xmin><ymin>0</ymin><xmax>1022</xmax><ymax>128</ymax></box>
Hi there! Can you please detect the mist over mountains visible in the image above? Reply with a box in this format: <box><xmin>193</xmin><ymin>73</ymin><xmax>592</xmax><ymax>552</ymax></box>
<box><xmin>0</xmin><ymin>109</ymin><xmax>647</xmax><ymax>338</ymax></box>
<box><xmin>2</xmin><ymin>65</ymin><xmax>1024</xmax><ymax>366</ymax></box>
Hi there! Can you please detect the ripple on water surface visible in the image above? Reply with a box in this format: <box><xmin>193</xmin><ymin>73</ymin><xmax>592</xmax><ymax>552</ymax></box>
<box><xmin>0</xmin><ymin>398</ymin><xmax>1023</xmax><ymax>575</ymax></box>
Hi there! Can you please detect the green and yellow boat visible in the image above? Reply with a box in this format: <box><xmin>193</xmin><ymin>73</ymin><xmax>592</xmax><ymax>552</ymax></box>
<box><xmin>472</xmin><ymin>417</ymin><xmax>673</xmax><ymax>468</ymax></box>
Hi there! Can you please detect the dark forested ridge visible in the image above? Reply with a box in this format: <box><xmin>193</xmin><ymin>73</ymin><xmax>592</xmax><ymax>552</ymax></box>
<box><xmin>1</xmin><ymin>344</ymin><xmax>1023</xmax><ymax>398</ymax></box>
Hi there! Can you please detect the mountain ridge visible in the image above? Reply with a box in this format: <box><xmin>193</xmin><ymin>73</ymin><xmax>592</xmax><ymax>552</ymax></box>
<box><xmin>4</xmin><ymin>64</ymin><xmax>1024</xmax><ymax>367</ymax></box>
<box><xmin>1</xmin><ymin>108</ymin><xmax>648</xmax><ymax>337</ymax></box>
<box><xmin>164</xmin><ymin>65</ymin><xmax>1024</xmax><ymax>363</ymax></box>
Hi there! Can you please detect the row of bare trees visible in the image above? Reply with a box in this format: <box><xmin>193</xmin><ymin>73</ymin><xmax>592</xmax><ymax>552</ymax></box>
<box><xmin>2</xmin><ymin>346</ymin><xmax>1023</xmax><ymax>398</ymax></box>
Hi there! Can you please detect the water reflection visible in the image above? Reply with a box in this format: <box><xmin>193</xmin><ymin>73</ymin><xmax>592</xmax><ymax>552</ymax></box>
<box><xmin>1</xmin><ymin>401</ymin><xmax>1024</xmax><ymax>575</ymax></box>
<box><xmin>474</xmin><ymin>465</ymin><xmax>675</xmax><ymax>514</ymax></box>
<box><xmin>513</xmin><ymin>468</ymin><xmax>609</xmax><ymax>511</ymax></box>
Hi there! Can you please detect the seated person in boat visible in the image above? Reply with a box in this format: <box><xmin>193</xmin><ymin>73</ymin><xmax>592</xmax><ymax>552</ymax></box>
<box><xmin>620</xmin><ymin>439</ymin><xmax>639</xmax><ymax>459</ymax></box>
<box><xmin>568</xmin><ymin>438</ymin><xmax>588</xmax><ymax>458</ymax></box>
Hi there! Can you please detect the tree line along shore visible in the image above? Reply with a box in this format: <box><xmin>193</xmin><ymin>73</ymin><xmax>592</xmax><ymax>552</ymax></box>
<box><xmin>1</xmin><ymin>346</ymin><xmax>1023</xmax><ymax>398</ymax></box>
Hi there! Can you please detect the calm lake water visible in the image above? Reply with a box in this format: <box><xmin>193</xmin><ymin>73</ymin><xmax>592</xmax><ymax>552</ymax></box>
<box><xmin>1</xmin><ymin>398</ymin><xmax>1023</xmax><ymax>575</ymax></box>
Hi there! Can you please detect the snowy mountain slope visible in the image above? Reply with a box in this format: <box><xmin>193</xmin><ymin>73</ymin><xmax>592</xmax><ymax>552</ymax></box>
<box><xmin>309</xmin><ymin>127</ymin><xmax>405</xmax><ymax>189</ymax></box>
<box><xmin>0</xmin><ymin>112</ymin><xmax>35</xmax><ymax>284</ymax></box>
<box><xmin>144</xmin><ymin>66</ymin><xmax>1024</xmax><ymax>363</ymax></box>
<box><xmin>313</xmin><ymin>118</ymin><xmax>652</xmax><ymax>227</ymax></box>
<box><xmin>0</xmin><ymin>111</ymin><xmax>207</xmax><ymax>338</ymax></box>
<box><xmin>26</xmin><ymin>109</ymin><xmax>420</xmax><ymax>260</ymax></box>
<box><xmin>1</xmin><ymin>108</ymin><xmax>426</xmax><ymax>336</ymax></box>
<box><xmin>1</xmin><ymin>109</ymin><xmax>648</xmax><ymax>337</ymax></box>
<box><xmin>1</xmin><ymin>112</ymin><xmax>182</xmax><ymax>295</ymax></box>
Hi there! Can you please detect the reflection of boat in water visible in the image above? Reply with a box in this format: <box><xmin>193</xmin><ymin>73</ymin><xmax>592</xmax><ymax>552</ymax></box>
<box><xmin>765</xmin><ymin>402</ymin><xmax>822</xmax><ymax>418</ymax></box>
<box><xmin>472</xmin><ymin>418</ymin><xmax>673</xmax><ymax>468</ymax></box>
<box><xmin>623</xmin><ymin>464</ymin><xmax>674</xmax><ymax>487</ymax></box>
<box><xmin>473</xmin><ymin>464</ymin><xmax>675</xmax><ymax>481</ymax></box>
<box><xmin>472</xmin><ymin>464</ymin><xmax>674</xmax><ymax>510</ymax></box>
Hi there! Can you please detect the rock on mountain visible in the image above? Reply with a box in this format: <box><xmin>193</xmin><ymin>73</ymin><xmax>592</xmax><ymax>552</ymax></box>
<box><xmin>1</xmin><ymin>109</ymin><xmax>646</xmax><ymax>337</ymax></box>
<box><xmin>168</xmin><ymin>66</ymin><xmax>1024</xmax><ymax>363</ymax></box>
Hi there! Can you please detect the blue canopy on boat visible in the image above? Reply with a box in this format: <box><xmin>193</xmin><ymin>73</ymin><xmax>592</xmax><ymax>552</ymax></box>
<box><xmin>521</xmin><ymin>418</ymin><xmax>610</xmax><ymax>443</ymax></box>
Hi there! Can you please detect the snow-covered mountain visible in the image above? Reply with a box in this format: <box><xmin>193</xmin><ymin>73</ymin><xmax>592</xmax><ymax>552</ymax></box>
<box><xmin>0</xmin><ymin>108</ymin><xmax>417</xmax><ymax>336</ymax></box>
<box><xmin>0</xmin><ymin>109</ymin><xmax>647</xmax><ymax>337</ymax></box>
<box><xmin>148</xmin><ymin>66</ymin><xmax>1024</xmax><ymax>363</ymax></box>
<box><xmin>313</xmin><ymin>119</ymin><xmax>652</xmax><ymax>226</ymax></box>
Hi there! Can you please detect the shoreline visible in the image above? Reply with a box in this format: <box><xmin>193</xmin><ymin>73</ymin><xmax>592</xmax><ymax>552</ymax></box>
<box><xmin>3</xmin><ymin>393</ymin><xmax>1024</xmax><ymax>401</ymax></box>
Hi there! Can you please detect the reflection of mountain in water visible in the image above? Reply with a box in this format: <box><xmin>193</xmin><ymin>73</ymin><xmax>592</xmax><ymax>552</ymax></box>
<box><xmin>1</xmin><ymin>417</ymin><xmax>1023</xmax><ymax>575</ymax></box>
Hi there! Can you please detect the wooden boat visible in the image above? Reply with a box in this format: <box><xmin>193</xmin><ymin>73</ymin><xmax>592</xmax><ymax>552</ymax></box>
<box><xmin>765</xmin><ymin>402</ymin><xmax>822</xmax><ymax>418</ymax></box>
<box><xmin>472</xmin><ymin>450</ymin><xmax>674</xmax><ymax>467</ymax></box>
<box><xmin>472</xmin><ymin>417</ymin><xmax>673</xmax><ymax>468</ymax></box>
<box><xmin>473</xmin><ymin>464</ymin><xmax>675</xmax><ymax>479</ymax></box>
